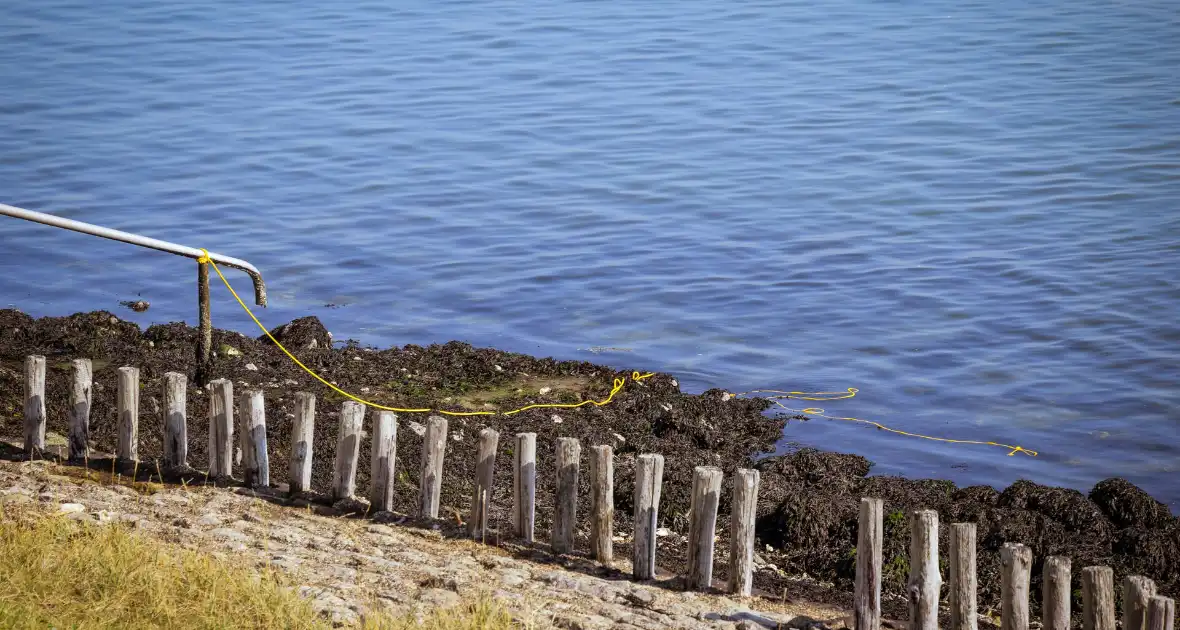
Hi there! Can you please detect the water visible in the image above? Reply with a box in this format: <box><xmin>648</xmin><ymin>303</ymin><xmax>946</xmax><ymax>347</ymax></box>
<box><xmin>2</xmin><ymin>0</ymin><xmax>1178</xmax><ymax>509</ymax></box>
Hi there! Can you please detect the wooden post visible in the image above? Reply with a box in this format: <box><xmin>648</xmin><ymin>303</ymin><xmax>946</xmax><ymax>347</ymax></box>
<box><xmin>1001</xmin><ymin>543</ymin><xmax>1032</xmax><ymax>630</ymax></box>
<box><xmin>512</xmin><ymin>432</ymin><xmax>536</xmax><ymax>542</ymax></box>
<box><xmin>552</xmin><ymin>437</ymin><xmax>581</xmax><ymax>555</ymax></box>
<box><xmin>1125</xmin><ymin>577</ymin><xmax>1158</xmax><ymax>630</ymax></box>
<box><xmin>1147</xmin><ymin>596</ymin><xmax>1175</xmax><ymax>630</ymax></box>
<box><xmin>288</xmin><ymin>392</ymin><xmax>315</xmax><ymax>495</ymax></box>
<box><xmin>207</xmin><ymin>379</ymin><xmax>233</xmax><ymax>478</ymax></box>
<box><xmin>686</xmin><ymin>465</ymin><xmax>723</xmax><ymax>591</ymax></box>
<box><xmin>907</xmin><ymin>510</ymin><xmax>940</xmax><ymax>630</ymax></box>
<box><xmin>728</xmin><ymin>468</ymin><xmax>760</xmax><ymax>596</ymax></box>
<box><xmin>241</xmin><ymin>390</ymin><xmax>268</xmax><ymax>487</ymax></box>
<box><xmin>1082</xmin><ymin>566</ymin><xmax>1115</xmax><ymax>630</ymax></box>
<box><xmin>68</xmin><ymin>358</ymin><xmax>92</xmax><ymax>461</ymax></box>
<box><xmin>418</xmin><ymin>415</ymin><xmax>447</xmax><ymax>518</ymax></box>
<box><xmin>332</xmin><ymin>401</ymin><xmax>365</xmax><ymax>501</ymax></box>
<box><xmin>588</xmin><ymin>445</ymin><xmax>614</xmax><ymax>563</ymax></box>
<box><xmin>632</xmin><ymin>453</ymin><xmax>664</xmax><ymax>581</ymax></box>
<box><xmin>163</xmin><ymin>371</ymin><xmax>188</xmax><ymax>469</ymax></box>
<box><xmin>116</xmin><ymin>367</ymin><xmax>140</xmax><ymax>463</ymax></box>
<box><xmin>23</xmin><ymin>355</ymin><xmax>46</xmax><ymax>457</ymax></box>
<box><xmin>949</xmin><ymin>523</ymin><xmax>977</xmax><ymax>630</ymax></box>
<box><xmin>369</xmin><ymin>411</ymin><xmax>398</xmax><ymax>512</ymax></box>
<box><xmin>196</xmin><ymin>259</ymin><xmax>212</xmax><ymax>387</ymax></box>
<box><xmin>1043</xmin><ymin>556</ymin><xmax>1071</xmax><ymax>630</ymax></box>
<box><xmin>468</xmin><ymin>427</ymin><xmax>499</xmax><ymax>539</ymax></box>
<box><xmin>855</xmin><ymin>497</ymin><xmax>883</xmax><ymax>630</ymax></box>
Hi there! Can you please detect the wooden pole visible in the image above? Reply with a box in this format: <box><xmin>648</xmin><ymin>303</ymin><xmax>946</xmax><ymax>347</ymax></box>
<box><xmin>728</xmin><ymin>468</ymin><xmax>760</xmax><ymax>596</ymax></box>
<box><xmin>468</xmin><ymin>427</ymin><xmax>499</xmax><ymax>539</ymax></box>
<box><xmin>196</xmin><ymin>259</ymin><xmax>212</xmax><ymax>387</ymax></box>
<box><xmin>552</xmin><ymin>437</ymin><xmax>581</xmax><ymax>555</ymax></box>
<box><xmin>116</xmin><ymin>366</ymin><xmax>140</xmax><ymax>463</ymax></box>
<box><xmin>418</xmin><ymin>415</ymin><xmax>447</xmax><ymax>518</ymax></box>
<box><xmin>162</xmin><ymin>371</ymin><xmax>188</xmax><ymax>470</ymax></box>
<box><xmin>589</xmin><ymin>445</ymin><xmax>614</xmax><ymax>564</ymax></box>
<box><xmin>1147</xmin><ymin>596</ymin><xmax>1175</xmax><ymax>630</ymax></box>
<box><xmin>1042</xmin><ymin>556</ymin><xmax>1071</xmax><ymax>630</ymax></box>
<box><xmin>686</xmin><ymin>465</ymin><xmax>723</xmax><ymax>591</ymax></box>
<box><xmin>907</xmin><ymin>510</ymin><xmax>940</xmax><ymax>630</ymax></box>
<box><xmin>369</xmin><ymin>411</ymin><xmax>398</xmax><ymax>512</ymax></box>
<box><xmin>207</xmin><ymin>379</ymin><xmax>233</xmax><ymax>479</ymax></box>
<box><xmin>632</xmin><ymin>453</ymin><xmax>664</xmax><ymax>581</ymax></box>
<box><xmin>332</xmin><ymin>401</ymin><xmax>365</xmax><ymax>501</ymax></box>
<box><xmin>68</xmin><ymin>358</ymin><xmax>92</xmax><ymax>462</ymax></box>
<box><xmin>1001</xmin><ymin>543</ymin><xmax>1032</xmax><ymax>630</ymax></box>
<box><xmin>240</xmin><ymin>390</ymin><xmax>268</xmax><ymax>487</ymax></box>
<box><xmin>949</xmin><ymin>523</ymin><xmax>977</xmax><ymax>630</ymax></box>
<box><xmin>288</xmin><ymin>392</ymin><xmax>315</xmax><ymax>495</ymax></box>
<box><xmin>512</xmin><ymin>432</ymin><xmax>536</xmax><ymax>542</ymax></box>
<box><xmin>855</xmin><ymin>497</ymin><xmax>883</xmax><ymax>630</ymax></box>
<box><xmin>23</xmin><ymin>355</ymin><xmax>46</xmax><ymax>457</ymax></box>
<box><xmin>1125</xmin><ymin>577</ymin><xmax>1158</xmax><ymax>630</ymax></box>
<box><xmin>1082</xmin><ymin>566</ymin><xmax>1115</xmax><ymax>630</ymax></box>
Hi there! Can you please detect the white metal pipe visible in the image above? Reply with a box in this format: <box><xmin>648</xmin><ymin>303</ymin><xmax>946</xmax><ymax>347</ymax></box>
<box><xmin>0</xmin><ymin>202</ymin><xmax>267</xmax><ymax>306</ymax></box>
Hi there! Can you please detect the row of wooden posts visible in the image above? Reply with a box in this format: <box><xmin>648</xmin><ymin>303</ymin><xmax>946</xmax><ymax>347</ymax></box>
<box><xmin>19</xmin><ymin>356</ymin><xmax>1178</xmax><ymax>630</ymax></box>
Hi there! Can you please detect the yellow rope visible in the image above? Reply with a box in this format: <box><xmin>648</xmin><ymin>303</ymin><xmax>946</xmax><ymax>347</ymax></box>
<box><xmin>200</xmin><ymin>249</ymin><xmax>1037</xmax><ymax>455</ymax></box>
<box><xmin>729</xmin><ymin>393</ymin><xmax>1037</xmax><ymax>457</ymax></box>
<box><xmin>200</xmin><ymin>251</ymin><xmax>651</xmax><ymax>416</ymax></box>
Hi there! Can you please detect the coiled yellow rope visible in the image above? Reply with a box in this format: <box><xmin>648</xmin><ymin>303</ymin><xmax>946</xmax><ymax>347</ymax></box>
<box><xmin>200</xmin><ymin>250</ymin><xmax>650</xmax><ymax>416</ymax></box>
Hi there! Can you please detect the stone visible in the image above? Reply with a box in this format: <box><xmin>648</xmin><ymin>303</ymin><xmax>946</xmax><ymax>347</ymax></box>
<box><xmin>209</xmin><ymin>527</ymin><xmax>251</xmax><ymax>542</ymax></box>
<box><xmin>418</xmin><ymin>587</ymin><xmax>461</xmax><ymax>609</ymax></box>
<box><xmin>58</xmin><ymin>502</ymin><xmax>85</xmax><ymax>514</ymax></box>
<box><xmin>261</xmin><ymin>316</ymin><xmax>331</xmax><ymax>350</ymax></box>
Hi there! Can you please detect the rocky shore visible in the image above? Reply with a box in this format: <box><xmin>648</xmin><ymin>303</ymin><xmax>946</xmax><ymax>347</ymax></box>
<box><xmin>0</xmin><ymin>309</ymin><xmax>1176</xmax><ymax>626</ymax></box>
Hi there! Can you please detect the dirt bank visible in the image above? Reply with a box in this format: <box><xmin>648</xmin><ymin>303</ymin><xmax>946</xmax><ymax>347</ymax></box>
<box><xmin>1</xmin><ymin>309</ymin><xmax>1175</xmax><ymax>623</ymax></box>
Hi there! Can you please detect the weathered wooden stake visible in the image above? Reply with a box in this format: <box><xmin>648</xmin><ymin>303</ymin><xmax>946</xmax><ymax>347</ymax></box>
<box><xmin>370</xmin><ymin>411</ymin><xmax>398</xmax><ymax>512</ymax></box>
<box><xmin>686</xmin><ymin>465</ymin><xmax>723</xmax><ymax>591</ymax></box>
<box><xmin>288</xmin><ymin>392</ymin><xmax>315</xmax><ymax>495</ymax></box>
<box><xmin>552</xmin><ymin>437</ymin><xmax>581</xmax><ymax>555</ymax></box>
<box><xmin>162</xmin><ymin>371</ymin><xmax>188</xmax><ymax>469</ymax></box>
<box><xmin>907</xmin><ymin>510</ymin><xmax>940</xmax><ymax>630</ymax></box>
<box><xmin>332</xmin><ymin>401</ymin><xmax>365</xmax><ymax>501</ymax></box>
<box><xmin>1043</xmin><ymin>556</ymin><xmax>1071</xmax><ymax>630</ymax></box>
<box><xmin>632</xmin><ymin>453</ymin><xmax>664</xmax><ymax>581</ymax></box>
<box><xmin>116</xmin><ymin>366</ymin><xmax>140</xmax><ymax>463</ymax></box>
<box><xmin>1147</xmin><ymin>596</ymin><xmax>1175</xmax><ymax>630</ymax></box>
<box><xmin>469</xmin><ymin>427</ymin><xmax>499</xmax><ymax>539</ymax></box>
<box><xmin>23</xmin><ymin>355</ymin><xmax>46</xmax><ymax>457</ymax></box>
<box><xmin>589</xmin><ymin>445</ymin><xmax>614</xmax><ymax>563</ymax></box>
<box><xmin>1001</xmin><ymin>543</ymin><xmax>1032</xmax><ymax>630</ymax></box>
<box><xmin>855</xmin><ymin>497</ymin><xmax>883</xmax><ymax>630</ymax></box>
<box><xmin>1083</xmin><ymin>566</ymin><xmax>1115</xmax><ymax>630</ymax></box>
<box><xmin>728</xmin><ymin>468</ymin><xmax>760</xmax><ymax>596</ymax></box>
<box><xmin>512</xmin><ymin>432</ymin><xmax>536</xmax><ymax>541</ymax></box>
<box><xmin>241</xmin><ymin>390</ymin><xmax>268</xmax><ymax>487</ymax></box>
<box><xmin>949</xmin><ymin>523</ymin><xmax>977</xmax><ymax>630</ymax></box>
<box><xmin>418</xmin><ymin>415</ymin><xmax>447</xmax><ymax>518</ymax></box>
<box><xmin>68</xmin><ymin>358</ymin><xmax>92</xmax><ymax>461</ymax></box>
<box><xmin>1125</xmin><ymin>576</ymin><xmax>1159</xmax><ymax>630</ymax></box>
<box><xmin>208</xmin><ymin>379</ymin><xmax>233</xmax><ymax>478</ymax></box>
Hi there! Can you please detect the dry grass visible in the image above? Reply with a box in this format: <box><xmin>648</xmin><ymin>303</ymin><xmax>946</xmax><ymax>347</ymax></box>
<box><xmin>0</xmin><ymin>503</ymin><xmax>523</xmax><ymax>629</ymax></box>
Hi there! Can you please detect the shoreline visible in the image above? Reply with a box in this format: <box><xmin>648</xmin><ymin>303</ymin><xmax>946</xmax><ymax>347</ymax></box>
<box><xmin>1</xmin><ymin>308</ymin><xmax>1176</xmax><ymax>621</ymax></box>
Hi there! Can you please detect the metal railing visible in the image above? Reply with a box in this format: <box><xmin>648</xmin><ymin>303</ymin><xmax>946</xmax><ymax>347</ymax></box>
<box><xmin>0</xmin><ymin>202</ymin><xmax>268</xmax><ymax>384</ymax></box>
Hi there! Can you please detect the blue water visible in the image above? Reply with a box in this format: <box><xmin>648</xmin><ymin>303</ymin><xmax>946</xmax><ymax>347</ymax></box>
<box><xmin>2</xmin><ymin>0</ymin><xmax>1178</xmax><ymax>509</ymax></box>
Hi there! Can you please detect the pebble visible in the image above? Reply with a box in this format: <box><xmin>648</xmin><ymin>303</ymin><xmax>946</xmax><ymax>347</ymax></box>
<box><xmin>245</xmin><ymin>363</ymin><xmax>258</xmax><ymax>371</ymax></box>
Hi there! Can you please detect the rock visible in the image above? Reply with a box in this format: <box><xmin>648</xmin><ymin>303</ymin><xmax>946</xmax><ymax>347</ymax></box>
<box><xmin>1090</xmin><ymin>478</ymin><xmax>1174</xmax><ymax>530</ymax></box>
<box><xmin>209</xmin><ymin>527</ymin><xmax>251</xmax><ymax>542</ymax></box>
<box><xmin>299</xmin><ymin>585</ymin><xmax>358</xmax><ymax>626</ymax></box>
<box><xmin>196</xmin><ymin>512</ymin><xmax>226</xmax><ymax>527</ymax></box>
<box><xmin>261</xmin><ymin>316</ymin><xmax>332</xmax><ymax>350</ymax></box>
<box><xmin>245</xmin><ymin>363</ymin><xmax>258</xmax><ymax>371</ymax></box>
<box><xmin>58</xmin><ymin>502</ymin><xmax>85</xmax><ymax>514</ymax></box>
<box><xmin>417</xmin><ymin>587</ymin><xmax>461</xmax><ymax>609</ymax></box>
<box><xmin>408</xmin><ymin>421</ymin><xmax>426</xmax><ymax>437</ymax></box>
